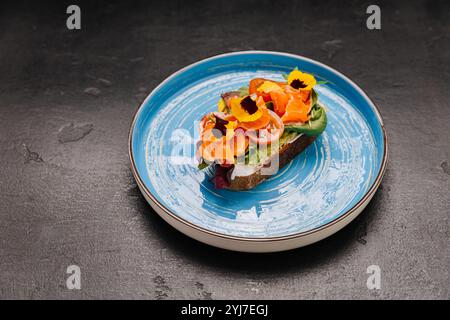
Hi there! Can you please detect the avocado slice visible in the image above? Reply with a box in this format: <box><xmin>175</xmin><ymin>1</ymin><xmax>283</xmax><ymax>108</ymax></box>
<box><xmin>284</xmin><ymin>104</ymin><xmax>327</xmax><ymax>136</ymax></box>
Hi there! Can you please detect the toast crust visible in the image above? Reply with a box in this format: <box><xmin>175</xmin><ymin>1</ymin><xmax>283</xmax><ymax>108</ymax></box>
<box><xmin>225</xmin><ymin>134</ymin><xmax>316</xmax><ymax>190</ymax></box>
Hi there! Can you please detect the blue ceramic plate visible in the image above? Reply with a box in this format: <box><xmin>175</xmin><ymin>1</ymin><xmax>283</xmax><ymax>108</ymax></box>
<box><xmin>129</xmin><ymin>51</ymin><xmax>387</xmax><ymax>252</ymax></box>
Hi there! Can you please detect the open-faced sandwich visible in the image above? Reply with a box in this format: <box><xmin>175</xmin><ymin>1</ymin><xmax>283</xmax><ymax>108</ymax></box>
<box><xmin>197</xmin><ymin>68</ymin><xmax>327</xmax><ymax>190</ymax></box>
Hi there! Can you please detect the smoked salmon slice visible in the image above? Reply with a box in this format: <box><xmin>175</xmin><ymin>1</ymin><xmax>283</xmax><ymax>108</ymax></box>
<box><xmin>270</xmin><ymin>91</ymin><xmax>289</xmax><ymax>116</ymax></box>
<box><xmin>281</xmin><ymin>96</ymin><xmax>311</xmax><ymax>123</ymax></box>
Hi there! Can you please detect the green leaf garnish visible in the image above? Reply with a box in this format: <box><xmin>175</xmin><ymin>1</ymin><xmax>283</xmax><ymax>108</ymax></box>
<box><xmin>197</xmin><ymin>161</ymin><xmax>209</xmax><ymax>170</ymax></box>
<box><xmin>311</xmin><ymin>89</ymin><xmax>318</xmax><ymax>106</ymax></box>
<box><xmin>238</xmin><ymin>86</ymin><xmax>249</xmax><ymax>97</ymax></box>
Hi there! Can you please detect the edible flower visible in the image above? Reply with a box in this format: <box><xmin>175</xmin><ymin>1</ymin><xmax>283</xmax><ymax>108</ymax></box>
<box><xmin>217</xmin><ymin>98</ymin><xmax>226</xmax><ymax>112</ymax></box>
<box><xmin>230</xmin><ymin>95</ymin><xmax>265</xmax><ymax>122</ymax></box>
<box><xmin>200</xmin><ymin>113</ymin><xmax>237</xmax><ymax>144</ymax></box>
<box><xmin>287</xmin><ymin>69</ymin><xmax>316</xmax><ymax>91</ymax></box>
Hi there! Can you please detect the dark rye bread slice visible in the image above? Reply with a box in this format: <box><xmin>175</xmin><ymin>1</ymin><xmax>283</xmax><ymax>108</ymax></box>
<box><xmin>225</xmin><ymin>134</ymin><xmax>316</xmax><ymax>191</ymax></box>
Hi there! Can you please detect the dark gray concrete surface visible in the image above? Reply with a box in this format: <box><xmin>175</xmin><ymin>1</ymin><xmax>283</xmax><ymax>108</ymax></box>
<box><xmin>0</xmin><ymin>0</ymin><xmax>449</xmax><ymax>299</ymax></box>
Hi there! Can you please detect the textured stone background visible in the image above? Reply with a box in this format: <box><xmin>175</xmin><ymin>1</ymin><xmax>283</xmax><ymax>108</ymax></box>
<box><xmin>0</xmin><ymin>0</ymin><xmax>449</xmax><ymax>299</ymax></box>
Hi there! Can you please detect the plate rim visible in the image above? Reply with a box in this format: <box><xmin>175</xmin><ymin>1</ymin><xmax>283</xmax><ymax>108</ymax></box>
<box><xmin>128</xmin><ymin>50</ymin><xmax>388</xmax><ymax>243</ymax></box>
